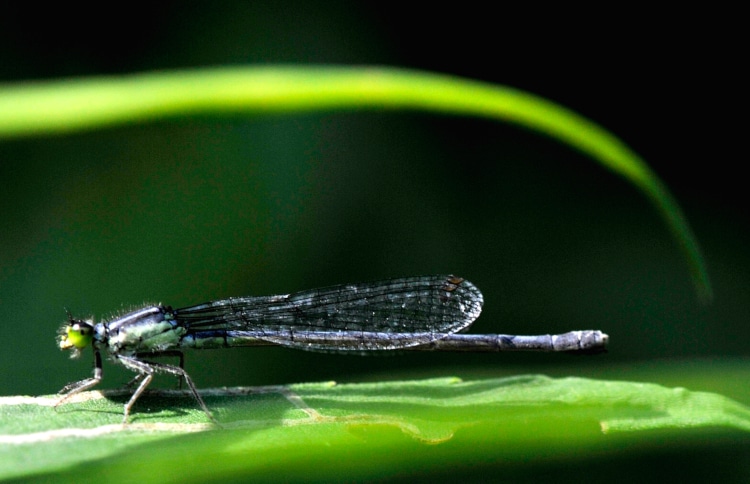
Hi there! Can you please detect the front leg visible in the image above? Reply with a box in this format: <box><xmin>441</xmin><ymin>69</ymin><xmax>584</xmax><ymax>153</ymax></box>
<box><xmin>55</xmin><ymin>350</ymin><xmax>103</xmax><ymax>408</ymax></box>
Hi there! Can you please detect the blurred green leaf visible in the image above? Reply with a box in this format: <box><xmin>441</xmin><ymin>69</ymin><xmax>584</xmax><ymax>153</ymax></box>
<box><xmin>0</xmin><ymin>66</ymin><xmax>711</xmax><ymax>301</ymax></box>
<box><xmin>2</xmin><ymin>375</ymin><xmax>749</xmax><ymax>481</ymax></box>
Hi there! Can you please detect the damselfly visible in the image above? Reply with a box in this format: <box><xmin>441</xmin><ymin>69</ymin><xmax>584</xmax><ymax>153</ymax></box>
<box><xmin>56</xmin><ymin>275</ymin><xmax>608</xmax><ymax>423</ymax></box>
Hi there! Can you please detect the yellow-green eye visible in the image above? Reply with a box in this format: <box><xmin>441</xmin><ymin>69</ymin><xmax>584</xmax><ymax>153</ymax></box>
<box><xmin>60</xmin><ymin>322</ymin><xmax>93</xmax><ymax>350</ymax></box>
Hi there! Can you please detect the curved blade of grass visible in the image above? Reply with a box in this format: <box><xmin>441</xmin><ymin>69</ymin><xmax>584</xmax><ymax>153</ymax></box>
<box><xmin>0</xmin><ymin>66</ymin><xmax>711</xmax><ymax>300</ymax></box>
<box><xmin>2</xmin><ymin>375</ymin><xmax>749</xmax><ymax>481</ymax></box>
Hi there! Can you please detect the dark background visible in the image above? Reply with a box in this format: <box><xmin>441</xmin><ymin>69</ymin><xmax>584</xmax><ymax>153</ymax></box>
<box><xmin>0</xmin><ymin>4</ymin><xmax>746</xmax><ymax>408</ymax></box>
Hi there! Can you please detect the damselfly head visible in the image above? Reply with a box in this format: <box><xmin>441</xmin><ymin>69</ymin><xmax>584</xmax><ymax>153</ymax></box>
<box><xmin>58</xmin><ymin>315</ymin><xmax>95</xmax><ymax>358</ymax></box>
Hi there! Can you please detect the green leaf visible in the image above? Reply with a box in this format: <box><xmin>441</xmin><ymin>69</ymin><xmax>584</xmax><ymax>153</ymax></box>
<box><xmin>2</xmin><ymin>375</ymin><xmax>749</xmax><ymax>481</ymax></box>
<box><xmin>0</xmin><ymin>66</ymin><xmax>710</xmax><ymax>301</ymax></box>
